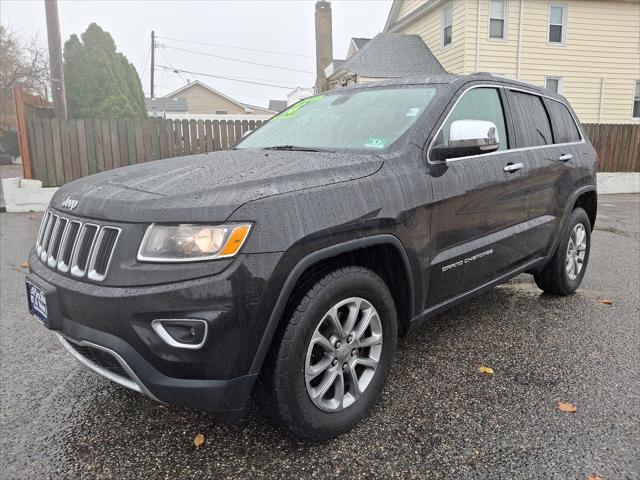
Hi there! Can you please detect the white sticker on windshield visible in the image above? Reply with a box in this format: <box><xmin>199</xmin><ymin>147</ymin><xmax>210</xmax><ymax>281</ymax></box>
<box><xmin>406</xmin><ymin>108</ymin><xmax>420</xmax><ymax>117</ymax></box>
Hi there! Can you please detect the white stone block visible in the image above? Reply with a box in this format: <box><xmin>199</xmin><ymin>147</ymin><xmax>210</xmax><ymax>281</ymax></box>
<box><xmin>20</xmin><ymin>178</ymin><xmax>43</xmax><ymax>189</ymax></box>
<box><xmin>597</xmin><ymin>173</ymin><xmax>640</xmax><ymax>194</ymax></box>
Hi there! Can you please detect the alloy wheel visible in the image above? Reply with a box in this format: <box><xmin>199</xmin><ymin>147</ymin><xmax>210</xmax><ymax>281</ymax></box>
<box><xmin>566</xmin><ymin>223</ymin><xmax>587</xmax><ymax>281</ymax></box>
<box><xmin>304</xmin><ymin>297</ymin><xmax>383</xmax><ymax>412</ymax></box>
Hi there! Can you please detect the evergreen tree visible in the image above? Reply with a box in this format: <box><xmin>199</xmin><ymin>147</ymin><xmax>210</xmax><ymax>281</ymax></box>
<box><xmin>63</xmin><ymin>23</ymin><xmax>146</xmax><ymax>118</ymax></box>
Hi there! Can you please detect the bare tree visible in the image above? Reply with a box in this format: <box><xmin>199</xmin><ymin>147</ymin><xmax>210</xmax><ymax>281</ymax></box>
<box><xmin>0</xmin><ymin>25</ymin><xmax>49</xmax><ymax>132</ymax></box>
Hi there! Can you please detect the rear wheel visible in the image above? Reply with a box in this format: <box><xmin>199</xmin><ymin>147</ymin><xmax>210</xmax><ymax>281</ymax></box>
<box><xmin>535</xmin><ymin>207</ymin><xmax>591</xmax><ymax>295</ymax></box>
<box><xmin>259</xmin><ymin>266</ymin><xmax>397</xmax><ymax>441</ymax></box>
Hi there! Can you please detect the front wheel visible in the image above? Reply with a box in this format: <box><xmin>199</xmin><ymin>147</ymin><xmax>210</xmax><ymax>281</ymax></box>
<box><xmin>260</xmin><ymin>266</ymin><xmax>397</xmax><ymax>441</ymax></box>
<box><xmin>535</xmin><ymin>207</ymin><xmax>591</xmax><ymax>295</ymax></box>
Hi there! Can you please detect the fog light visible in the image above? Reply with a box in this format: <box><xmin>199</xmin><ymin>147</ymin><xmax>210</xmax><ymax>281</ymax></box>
<box><xmin>151</xmin><ymin>319</ymin><xmax>208</xmax><ymax>350</ymax></box>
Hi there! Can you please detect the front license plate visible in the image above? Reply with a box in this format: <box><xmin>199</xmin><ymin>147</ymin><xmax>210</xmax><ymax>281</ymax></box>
<box><xmin>26</xmin><ymin>279</ymin><xmax>49</xmax><ymax>327</ymax></box>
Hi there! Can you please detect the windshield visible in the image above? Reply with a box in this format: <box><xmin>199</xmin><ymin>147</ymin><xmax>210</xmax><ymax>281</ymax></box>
<box><xmin>237</xmin><ymin>86</ymin><xmax>437</xmax><ymax>152</ymax></box>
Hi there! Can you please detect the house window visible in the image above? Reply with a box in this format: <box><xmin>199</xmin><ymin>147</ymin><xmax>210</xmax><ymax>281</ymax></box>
<box><xmin>633</xmin><ymin>81</ymin><xmax>640</xmax><ymax>118</ymax></box>
<box><xmin>545</xmin><ymin>76</ymin><xmax>562</xmax><ymax>94</ymax></box>
<box><xmin>215</xmin><ymin>110</ymin><xmax>228</xmax><ymax>114</ymax></box>
<box><xmin>548</xmin><ymin>4</ymin><xmax>566</xmax><ymax>44</ymax></box>
<box><xmin>489</xmin><ymin>0</ymin><xmax>507</xmax><ymax>39</ymax></box>
<box><xmin>442</xmin><ymin>4</ymin><xmax>453</xmax><ymax>47</ymax></box>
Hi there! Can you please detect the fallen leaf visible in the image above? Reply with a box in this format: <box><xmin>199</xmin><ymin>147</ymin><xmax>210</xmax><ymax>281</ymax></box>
<box><xmin>20</xmin><ymin>261</ymin><xmax>29</xmax><ymax>269</ymax></box>
<box><xmin>598</xmin><ymin>299</ymin><xmax>613</xmax><ymax>305</ymax></box>
<box><xmin>558</xmin><ymin>402</ymin><xmax>577</xmax><ymax>413</ymax></box>
<box><xmin>478</xmin><ymin>366</ymin><xmax>494</xmax><ymax>375</ymax></box>
<box><xmin>193</xmin><ymin>433</ymin><xmax>205</xmax><ymax>447</ymax></box>
<box><xmin>586</xmin><ymin>475</ymin><xmax>604</xmax><ymax>480</ymax></box>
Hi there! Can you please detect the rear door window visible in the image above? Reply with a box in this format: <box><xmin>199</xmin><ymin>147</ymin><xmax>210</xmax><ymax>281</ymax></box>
<box><xmin>546</xmin><ymin>99</ymin><xmax>582</xmax><ymax>143</ymax></box>
<box><xmin>509</xmin><ymin>91</ymin><xmax>553</xmax><ymax>147</ymax></box>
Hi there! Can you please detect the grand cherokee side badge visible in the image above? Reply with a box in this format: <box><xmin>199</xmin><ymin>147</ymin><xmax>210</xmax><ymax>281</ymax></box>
<box><xmin>61</xmin><ymin>196</ymin><xmax>78</xmax><ymax>211</ymax></box>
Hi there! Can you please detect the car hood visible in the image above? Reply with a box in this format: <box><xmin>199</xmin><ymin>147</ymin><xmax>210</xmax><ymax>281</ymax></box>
<box><xmin>50</xmin><ymin>149</ymin><xmax>383</xmax><ymax>222</ymax></box>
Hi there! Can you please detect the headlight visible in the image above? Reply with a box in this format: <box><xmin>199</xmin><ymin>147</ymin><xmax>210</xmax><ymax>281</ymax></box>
<box><xmin>137</xmin><ymin>223</ymin><xmax>252</xmax><ymax>262</ymax></box>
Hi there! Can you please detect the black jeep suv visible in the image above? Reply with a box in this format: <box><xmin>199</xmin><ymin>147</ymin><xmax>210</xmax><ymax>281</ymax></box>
<box><xmin>27</xmin><ymin>73</ymin><xmax>597</xmax><ymax>441</ymax></box>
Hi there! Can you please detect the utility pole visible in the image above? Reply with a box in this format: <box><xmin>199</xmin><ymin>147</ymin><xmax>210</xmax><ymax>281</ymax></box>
<box><xmin>150</xmin><ymin>30</ymin><xmax>155</xmax><ymax>98</ymax></box>
<box><xmin>44</xmin><ymin>0</ymin><xmax>67</xmax><ymax>119</ymax></box>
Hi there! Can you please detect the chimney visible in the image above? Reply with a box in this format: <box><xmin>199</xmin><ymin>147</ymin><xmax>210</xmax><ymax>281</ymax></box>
<box><xmin>314</xmin><ymin>1</ymin><xmax>333</xmax><ymax>93</ymax></box>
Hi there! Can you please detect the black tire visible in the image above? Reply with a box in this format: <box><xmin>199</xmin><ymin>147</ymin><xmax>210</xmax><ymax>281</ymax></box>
<box><xmin>258</xmin><ymin>266</ymin><xmax>397</xmax><ymax>441</ymax></box>
<box><xmin>534</xmin><ymin>207</ymin><xmax>591</xmax><ymax>295</ymax></box>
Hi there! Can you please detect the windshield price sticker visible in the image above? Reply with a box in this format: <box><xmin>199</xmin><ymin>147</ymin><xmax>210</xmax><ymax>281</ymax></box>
<box><xmin>273</xmin><ymin>95</ymin><xmax>324</xmax><ymax>120</ymax></box>
<box><xmin>364</xmin><ymin>138</ymin><xmax>387</xmax><ymax>149</ymax></box>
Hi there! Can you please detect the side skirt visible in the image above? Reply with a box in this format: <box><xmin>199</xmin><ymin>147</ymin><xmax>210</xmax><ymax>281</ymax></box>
<box><xmin>407</xmin><ymin>256</ymin><xmax>546</xmax><ymax>333</ymax></box>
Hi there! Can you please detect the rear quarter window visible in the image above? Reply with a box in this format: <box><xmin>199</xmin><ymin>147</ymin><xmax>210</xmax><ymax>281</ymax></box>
<box><xmin>546</xmin><ymin>99</ymin><xmax>582</xmax><ymax>143</ymax></box>
<box><xmin>509</xmin><ymin>91</ymin><xmax>553</xmax><ymax>147</ymax></box>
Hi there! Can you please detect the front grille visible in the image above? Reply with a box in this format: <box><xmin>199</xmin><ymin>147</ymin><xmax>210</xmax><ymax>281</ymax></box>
<box><xmin>72</xmin><ymin>344</ymin><xmax>131</xmax><ymax>379</ymax></box>
<box><xmin>36</xmin><ymin>209</ymin><xmax>121</xmax><ymax>282</ymax></box>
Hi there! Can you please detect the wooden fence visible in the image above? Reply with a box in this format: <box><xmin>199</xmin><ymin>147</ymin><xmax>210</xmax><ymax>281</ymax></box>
<box><xmin>20</xmin><ymin>117</ymin><xmax>639</xmax><ymax>187</ymax></box>
<box><xmin>582</xmin><ymin>123</ymin><xmax>639</xmax><ymax>173</ymax></box>
<box><xmin>26</xmin><ymin>117</ymin><xmax>264</xmax><ymax>186</ymax></box>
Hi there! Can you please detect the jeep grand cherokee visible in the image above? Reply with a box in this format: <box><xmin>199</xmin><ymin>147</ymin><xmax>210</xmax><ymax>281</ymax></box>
<box><xmin>27</xmin><ymin>73</ymin><xmax>597</xmax><ymax>441</ymax></box>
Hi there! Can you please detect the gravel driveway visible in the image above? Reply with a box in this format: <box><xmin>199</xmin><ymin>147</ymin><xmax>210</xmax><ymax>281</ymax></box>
<box><xmin>1</xmin><ymin>195</ymin><xmax>638</xmax><ymax>479</ymax></box>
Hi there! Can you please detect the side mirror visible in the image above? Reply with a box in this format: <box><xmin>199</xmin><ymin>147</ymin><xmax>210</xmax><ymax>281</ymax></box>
<box><xmin>430</xmin><ymin>119</ymin><xmax>500</xmax><ymax>161</ymax></box>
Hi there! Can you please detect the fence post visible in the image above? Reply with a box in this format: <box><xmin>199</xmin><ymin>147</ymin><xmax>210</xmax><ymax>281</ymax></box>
<box><xmin>12</xmin><ymin>86</ymin><xmax>33</xmax><ymax>179</ymax></box>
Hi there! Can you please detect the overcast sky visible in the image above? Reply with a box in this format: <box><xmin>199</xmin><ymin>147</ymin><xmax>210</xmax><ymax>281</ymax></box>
<box><xmin>1</xmin><ymin>0</ymin><xmax>392</xmax><ymax>107</ymax></box>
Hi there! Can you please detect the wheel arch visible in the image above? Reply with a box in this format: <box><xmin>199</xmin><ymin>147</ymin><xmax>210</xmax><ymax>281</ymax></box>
<box><xmin>249</xmin><ymin>234</ymin><xmax>415</xmax><ymax>375</ymax></box>
<box><xmin>537</xmin><ymin>184</ymin><xmax>597</xmax><ymax>271</ymax></box>
<box><xmin>573</xmin><ymin>189</ymin><xmax>597</xmax><ymax>229</ymax></box>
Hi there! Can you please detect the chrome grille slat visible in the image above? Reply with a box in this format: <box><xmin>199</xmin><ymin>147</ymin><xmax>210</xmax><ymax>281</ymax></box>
<box><xmin>70</xmin><ymin>224</ymin><xmax>99</xmax><ymax>277</ymax></box>
<box><xmin>35</xmin><ymin>210</ymin><xmax>51</xmax><ymax>255</ymax></box>
<box><xmin>87</xmin><ymin>227</ymin><xmax>121</xmax><ymax>282</ymax></box>
<box><xmin>47</xmin><ymin>217</ymin><xmax>68</xmax><ymax>267</ymax></box>
<box><xmin>35</xmin><ymin>211</ymin><xmax>119</xmax><ymax>282</ymax></box>
<box><xmin>40</xmin><ymin>214</ymin><xmax>59</xmax><ymax>261</ymax></box>
<box><xmin>57</xmin><ymin>220</ymin><xmax>81</xmax><ymax>273</ymax></box>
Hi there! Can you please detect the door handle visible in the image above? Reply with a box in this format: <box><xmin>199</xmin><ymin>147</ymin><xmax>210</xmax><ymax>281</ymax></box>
<box><xmin>503</xmin><ymin>162</ymin><xmax>524</xmax><ymax>173</ymax></box>
<box><xmin>558</xmin><ymin>153</ymin><xmax>573</xmax><ymax>162</ymax></box>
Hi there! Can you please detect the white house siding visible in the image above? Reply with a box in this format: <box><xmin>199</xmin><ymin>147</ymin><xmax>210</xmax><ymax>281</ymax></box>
<box><xmin>390</xmin><ymin>0</ymin><xmax>640</xmax><ymax>123</ymax></box>
<box><xmin>400</xmin><ymin>1</ymin><xmax>468</xmax><ymax>75</ymax></box>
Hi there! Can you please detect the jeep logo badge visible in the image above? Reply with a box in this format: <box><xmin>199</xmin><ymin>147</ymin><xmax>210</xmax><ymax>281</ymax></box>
<box><xmin>61</xmin><ymin>196</ymin><xmax>78</xmax><ymax>211</ymax></box>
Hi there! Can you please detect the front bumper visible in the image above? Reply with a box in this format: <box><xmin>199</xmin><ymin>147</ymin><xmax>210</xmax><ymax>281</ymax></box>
<box><xmin>28</xmin><ymin>248</ymin><xmax>282</xmax><ymax>418</ymax></box>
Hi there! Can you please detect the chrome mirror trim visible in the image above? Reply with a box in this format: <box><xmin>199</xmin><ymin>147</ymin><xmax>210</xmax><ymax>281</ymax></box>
<box><xmin>448</xmin><ymin>119</ymin><xmax>500</xmax><ymax>151</ymax></box>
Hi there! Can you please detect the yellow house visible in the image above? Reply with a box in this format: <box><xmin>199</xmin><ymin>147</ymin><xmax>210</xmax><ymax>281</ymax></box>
<box><xmin>384</xmin><ymin>0</ymin><xmax>640</xmax><ymax>123</ymax></box>
<box><xmin>145</xmin><ymin>80</ymin><xmax>276</xmax><ymax>120</ymax></box>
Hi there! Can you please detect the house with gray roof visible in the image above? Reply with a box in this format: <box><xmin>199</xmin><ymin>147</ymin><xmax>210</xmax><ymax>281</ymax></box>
<box><xmin>325</xmin><ymin>33</ymin><xmax>446</xmax><ymax>89</ymax></box>
<box><xmin>144</xmin><ymin>97</ymin><xmax>188</xmax><ymax>117</ymax></box>
<box><xmin>346</xmin><ymin>37</ymin><xmax>370</xmax><ymax>59</ymax></box>
<box><xmin>145</xmin><ymin>80</ymin><xmax>276</xmax><ymax>120</ymax></box>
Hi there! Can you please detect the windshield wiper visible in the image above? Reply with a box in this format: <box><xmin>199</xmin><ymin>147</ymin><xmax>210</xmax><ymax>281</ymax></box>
<box><xmin>261</xmin><ymin>145</ymin><xmax>332</xmax><ymax>153</ymax></box>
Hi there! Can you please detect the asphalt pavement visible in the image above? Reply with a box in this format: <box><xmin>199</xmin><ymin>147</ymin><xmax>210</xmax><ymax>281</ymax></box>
<box><xmin>1</xmin><ymin>195</ymin><xmax>638</xmax><ymax>479</ymax></box>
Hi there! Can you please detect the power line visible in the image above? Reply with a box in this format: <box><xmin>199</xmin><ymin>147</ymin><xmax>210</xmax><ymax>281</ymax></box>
<box><xmin>157</xmin><ymin>50</ymin><xmax>301</xmax><ymax>86</ymax></box>
<box><xmin>139</xmin><ymin>45</ymin><xmax>151</xmax><ymax>82</ymax></box>
<box><xmin>158</xmin><ymin>48</ymin><xmax>187</xmax><ymax>84</ymax></box>
<box><xmin>156</xmin><ymin>35</ymin><xmax>314</xmax><ymax>59</ymax></box>
<box><xmin>158</xmin><ymin>44</ymin><xmax>314</xmax><ymax>74</ymax></box>
<box><xmin>156</xmin><ymin>65</ymin><xmax>294</xmax><ymax>90</ymax></box>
